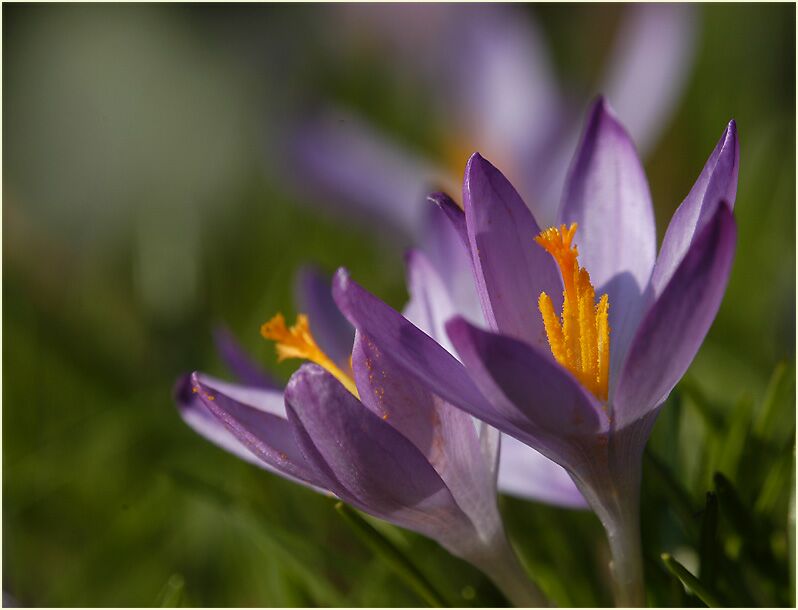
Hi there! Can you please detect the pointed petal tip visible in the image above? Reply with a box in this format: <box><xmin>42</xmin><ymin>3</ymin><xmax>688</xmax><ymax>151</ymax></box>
<box><xmin>722</xmin><ymin>119</ymin><xmax>738</xmax><ymax>149</ymax></box>
<box><xmin>464</xmin><ymin>152</ymin><xmax>490</xmax><ymax>179</ymax></box>
<box><xmin>173</xmin><ymin>372</ymin><xmax>195</xmax><ymax>407</ymax></box>
<box><xmin>332</xmin><ymin>267</ymin><xmax>351</xmax><ymax>294</ymax></box>
<box><xmin>426</xmin><ymin>191</ymin><xmax>459</xmax><ymax>210</ymax></box>
<box><xmin>586</xmin><ymin>94</ymin><xmax>629</xmax><ymax>138</ymax></box>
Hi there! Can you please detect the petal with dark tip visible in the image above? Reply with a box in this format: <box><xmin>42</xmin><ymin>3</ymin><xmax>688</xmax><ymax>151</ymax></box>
<box><xmin>190</xmin><ymin>372</ymin><xmax>328</xmax><ymax>488</ymax></box>
<box><xmin>614</xmin><ymin>202</ymin><xmax>737</xmax><ymax>425</ymax></box>
<box><xmin>285</xmin><ymin>364</ymin><xmax>473</xmax><ymax>538</ymax></box>
<box><xmin>560</xmin><ymin>97</ymin><xmax>656</xmax><ymax>297</ymax></box>
<box><xmin>650</xmin><ymin>120</ymin><xmax>739</xmax><ymax>297</ymax></box>
<box><xmin>464</xmin><ymin>153</ymin><xmax>562</xmax><ymax>349</ymax></box>
<box><xmin>497</xmin><ymin>434</ymin><xmax>587</xmax><ymax>509</ymax></box>
<box><xmin>174</xmin><ymin>374</ymin><xmax>269</xmax><ymax>470</ymax></box>
<box><xmin>333</xmin><ymin>269</ymin><xmax>497</xmax><ymax>421</ymax></box>
<box><xmin>295</xmin><ymin>265</ymin><xmax>355</xmax><ymax>369</ymax></box>
<box><xmin>426</xmin><ymin>192</ymin><xmax>469</xmax><ymax>255</ymax></box>
<box><xmin>422</xmin><ymin>195</ymin><xmax>483</xmax><ymax>325</ymax></box>
<box><xmin>446</xmin><ymin>317</ymin><xmax>607</xmax><ymax>439</ymax></box>
<box><xmin>213</xmin><ymin>326</ymin><xmax>280</xmax><ymax>389</ymax></box>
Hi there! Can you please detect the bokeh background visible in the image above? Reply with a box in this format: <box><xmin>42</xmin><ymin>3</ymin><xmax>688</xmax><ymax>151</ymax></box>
<box><xmin>3</xmin><ymin>3</ymin><xmax>795</xmax><ymax>607</ymax></box>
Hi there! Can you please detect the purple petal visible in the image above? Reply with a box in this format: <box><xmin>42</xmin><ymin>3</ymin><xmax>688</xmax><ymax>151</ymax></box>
<box><xmin>426</xmin><ymin>192</ymin><xmax>469</xmax><ymax>256</ymax></box>
<box><xmin>423</xmin><ymin>194</ymin><xmax>483</xmax><ymax>326</ymax></box>
<box><xmin>601</xmin><ymin>4</ymin><xmax>697</xmax><ymax>155</ymax></box>
<box><xmin>285</xmin><ymin>364</ymin><xmax>473</xmax><ymax>539</ymax></box>
<box><xmin>464</xmin><ymin>153</ymin><xmax>562</xmax><ymax>350</ymax></box>
<box><xmin>559</xmin><ymin>97</ymin><xmax>657</xmax><ymax>376</ymax></box>
<box><xmin>212</xmin><ymin>326</ymin><xmax>279</xmax><ymax>390</ymax></box>
<box><xmin>289</xmin><ymin>109</ymin><xmax>448</xmax><ymax>240</ymax></box>
<box><xmin>174</xmin><ymin>373</ymin><xmax>271</xmax><ymax>470</ymax></box>
<box><xmin>188</xmin><ymin>373</ymin><xmax>328</xmax><ymax>488</ymax></box>
<box><xmin>332</xmin><ymin>269</ymin><xmax>502</xmax><ymax>432</ymax></box>
<box><xmin>294</xmin><ymin>265</ymin><xmax>355</xmax><ymax>369</ymax></box>
<box><xmin>452</xmin><ymin>5</ymin><xmax>560</xmax><ymax>167</ymax></box>
<box><xmin>650</xmin><ymin>121</ymin><xmax>739</xmax><ymax>297</ymax></box>
<box><xmin>402</xmin><ymin>249</ymin><xmax>458</xmax><ymax>354</ymax></box>
<box><xmin>498</xmin><ymin>434</ymin><xmax>588</xmax><ymax>509</ymax></box>
<box><xmin>351</xmin><ymin>332</ymin><xmax>497</xmax><ymax>528</ymax></box>
<box><xmin>446</xmin><ymin>317</ymin><xmax>607</xmax><ymax>441</ymax></box>
<box><xmin>560</xmin><ymin>98</ymin><xmax>656</xmax><ymax>294</ymax></box>
<box><xmin>614</xmin><ymin>202</ymin><xmax>737</xmax><ymax>425</ymax></box>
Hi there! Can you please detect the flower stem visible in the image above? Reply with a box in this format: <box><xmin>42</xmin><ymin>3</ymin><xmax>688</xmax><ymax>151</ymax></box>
<box><xmin>470</xmin><ymin>534</ymin><xmax>550</xmax><ymax>607</ymax></box>
<box><xmin>605</xmin><ymin>509</ymin><xmax>645</xmax><ymax>607</ymax></box>
<box><xmin>572</xmin><ymin>459</ymin><xmax>646</xmax><ymax>607</ymax></box>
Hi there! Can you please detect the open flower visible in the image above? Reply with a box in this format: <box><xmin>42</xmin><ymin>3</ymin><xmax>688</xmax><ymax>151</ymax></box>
<box><xmin>174</xmin><ymin>269</ymin><xmax>545</xmax><ymax>606</ymax></box>
<box><xmin>290</xmin><ymin>4</ymin><xmax>696</xmax><ymax>239</ymax></box>
<box><xmin>331</xmin><ymin>98</ymin><xmax>739</xmax><ymax>605</ymax></box>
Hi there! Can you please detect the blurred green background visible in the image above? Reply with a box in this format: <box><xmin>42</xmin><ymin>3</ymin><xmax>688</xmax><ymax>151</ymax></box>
<box><xmin>3</xmin><ymin>3</ymin><xmax>795</xmax><ymax>607</ymax></box>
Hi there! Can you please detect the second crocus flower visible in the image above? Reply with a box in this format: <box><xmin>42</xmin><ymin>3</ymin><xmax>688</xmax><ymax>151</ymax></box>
<box><xmin>175</xmin><ymin>269</ymin><xmax>546</xmax><ymax>607</ymax></box>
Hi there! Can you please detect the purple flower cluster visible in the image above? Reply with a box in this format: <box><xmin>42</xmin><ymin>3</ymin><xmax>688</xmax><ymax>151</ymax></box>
<box><xmin>176</xmin><ymin>96</ymin><xmax>738</xmax><ymax>606</ymax></box>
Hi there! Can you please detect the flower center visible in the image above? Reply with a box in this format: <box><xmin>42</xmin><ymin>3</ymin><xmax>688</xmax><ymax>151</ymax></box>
<box><xmin>261</xmin><ymin>313</ymin><xmax>359</xmax><ymax>397</ymax></box>
<box><xmin>535</xmin><ymin>224</ymin><xmax>610</xmax><ymax>402</ymax></box>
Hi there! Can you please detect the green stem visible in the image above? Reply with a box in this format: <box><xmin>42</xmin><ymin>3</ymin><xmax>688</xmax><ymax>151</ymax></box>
<box><xmin>573</xmin><ymin>456</ymin><xmax>646</xmax><ymax>607</ymax></box>
<box><xmin>605</xmin><ymin>509</ymin><xmax>645</xmax><ymax>607</ymax></box>
<box><xmin>467</xmin><ymin>534</ymin><xmax>550</xmax><ymax>607</ymax></box>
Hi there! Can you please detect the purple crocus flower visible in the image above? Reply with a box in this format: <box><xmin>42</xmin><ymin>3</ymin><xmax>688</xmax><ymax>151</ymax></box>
<box><xmin>174</xmin><ymin>269</ymin><xmax>546</xmax><ymax>606</ymax></box>
<box><xmin>330</xmin><ymin>98</ymin><xmax>739</xmax><ymax>605</ymax></box>
<box><xmin>291</xmin><ymin>3</ymin><xmax>696</xmax><ymax>239</ymax></box>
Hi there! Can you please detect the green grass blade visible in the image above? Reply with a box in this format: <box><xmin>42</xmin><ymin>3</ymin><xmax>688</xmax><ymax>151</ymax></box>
<box><xmin>335</xmin><ymin>502</ymin><xmax>448</xmax><ymax>607</ymax></box>
<box><xmin>699</xmin><ymin>492</ymin><xmax>719</xmax><ymax>587</ymax></box>
<box><xmin>156</xmin><ymin>574</ymin><xmax>185</xmax><ymax>607</ymax></box>
<box><xmin>661</xmin><ymin>553</ymin><xmax>724</xmax><ymax>607</ymax></box>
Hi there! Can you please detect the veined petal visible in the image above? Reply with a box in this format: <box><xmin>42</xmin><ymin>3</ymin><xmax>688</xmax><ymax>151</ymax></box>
<box><xmin>614</xmin><ymin>202</ymin><xmax>737</xmax><ymax>425</ymax></box>
<box><xmin>601</xmin><ymin>4</ymin><xmax>697</xmax><ymax>156</ymax></box>
<box><xmin>187</xmin><ymin>373</ymin><xmax>327</xmax><ymax>488</ymax></box>
<box><xmin>446</xmin><ymin>317</ymin><xmax>607</xmax><ymax>440</ymax></box>
<box><xmin>423</xmin><ymin>194</ymin><xmax>483</xmax><ymax>326</ymax></box>
<box><xmin>333</xmin><ymin>268</ymin><xmax>498</xmax><ymax>422</ymax></box>
<box><xmin>650</xmin><ymin>120</ymin><xmax>739</xmax><ymax>297</ymax></box>
<box><xmin>174</xmin><ymin>374</ymin><xmax>274</xmax><ymax>470</ymax></box>
<box><xmin>285</xmin><ymin>364</ymin><xmax>474</xmax><ymax>540</ymax></box>
<box><xmin>212</xmin><ymin>326</ymin><xmax>280</xmax><ymax>389</ymax></box>
<box><xmin>290</xmin><ymin>110</ymin><xmax>447</xmax><ymax>240</ymax></box>
<box><xmin>464</xmin><ymin>153</ymin><xmax>562</xmax><ymax>350</ymax></box>
<box><xmin>352</xmin><ymin>332</ymin><xmax>500</xmax><ymax>537</ymax></box>
<box><xmin>560</xmin><ymin>98</ymin><xmax>656</xmax><ymax>295</ymax></box>
<box><xmin>402</xmin><ymin>249</ymin><xmax>458</xmax><ymax>354</ymax></box>
<box><xmin>426</xmin><ymin>192</ymin><xmax>470</xmax><ymax>255</ymax></box>
<box><xmin>295</xmin><ymin>265</ymin><xmax>355</xmax><ymax>370</ymax></box>
<box><xmin>559</xmin><ymin>97</ymin><xmax>657</xmax><ymax>378</ymax></box>
<box><xmin>498</xmin><ymin>434</ymin><xmax>588</xmax><ymax>509</ymax></box>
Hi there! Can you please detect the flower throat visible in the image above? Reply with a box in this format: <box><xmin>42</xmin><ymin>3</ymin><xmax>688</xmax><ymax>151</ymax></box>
<box><xmin>536</xmin><ymin>224</ymin><xmax>610</xmax><ymax>401</ymax></box>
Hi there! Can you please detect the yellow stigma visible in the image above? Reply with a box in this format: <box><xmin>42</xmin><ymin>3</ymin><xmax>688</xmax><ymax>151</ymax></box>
<box><xmin>535</xmin><ymin>224</ymin><xmax>610</xmax><ymax>402</ymax></box>
<box><xmin>260</xmin><ymin>313</ymin><xmax>359</xmax><ymax>397</ymax></box>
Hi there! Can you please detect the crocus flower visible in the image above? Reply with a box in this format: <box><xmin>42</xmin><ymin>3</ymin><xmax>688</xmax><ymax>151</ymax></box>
<box><xmin>174</xmin><ymin>269</ymin><xmax>546</xmax><ymax>606</ymax></box>
<box><xmin>330</xmin><ymin>98</ymin><xmax>739</xmax><ymax>605</ymax></box>
<box><xmin>290</xmin><ymin>3</ymin><xmax>696</xmax><ymax>239</ymax></box>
